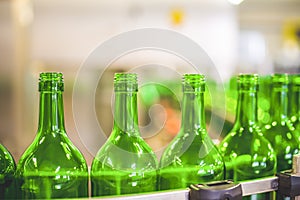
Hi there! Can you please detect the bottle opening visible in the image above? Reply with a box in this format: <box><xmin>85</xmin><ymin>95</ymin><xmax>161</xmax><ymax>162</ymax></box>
<box><xmin>182</xmin><ymin>74</ymin><xmax>205</xmax><ymax>92</ymax></box>
<box><xmin>40</xmin><ymin>72</ymin><xmax>63</xmax><ymax>81</ymax></box>
<box><xmin>272</xmin><ymin>73</ymin><xmax>289</xmax><ymax>84</ymax></box>
<box><xmin>237</xmin><ymin>74</ymin><xmax>258</xmax><ymax>92</ymax></box>
<box><xmin>290</xmin><ymin>74</ymin><xmax>300</xmax><ymax>87</ymax></box>
<box><xmin>271</xmin><ymin>73</ymin><xmax>289</xmax><ymax>91</ymax></box>
<box><xmin>114</xmin><ymin>73</ymin><xmax>138</xmax><ymax>92</ymax></box>
<box><xmin>238</xmin><ymin>74</ymin><xmax>258</xmax><ymax>83</ymax></box>
<box><xmin>39</xmin><ymin>72</ymin><xmax>64</xmax><ymax>92</ymax></box>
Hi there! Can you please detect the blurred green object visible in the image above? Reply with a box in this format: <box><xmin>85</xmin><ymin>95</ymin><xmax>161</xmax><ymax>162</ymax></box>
<box><xmin>0</xmin><ymin>143</ymin><xmax>15</xmax><ymax>199</ymax></box>
<box><xmin>227</xmin><ymin>75</ymin><xmax>238</xmax><ymax>113</ymax></box>
<box><xmin>139</xmin><ymin>81</ymin><xmax>180</xmax><ymax>109</ymax></box>
<box><xmin>91</xmin><ymin>73</ymin><xmax>158</xmax><ymax>196</ymax></box>
<box><xmin>289</xmin><ymin>74</ymin><xmax>300</xmax><ymax>133</ymax></box>
<box><xmin>258</xmin><ymin>75</ymin><xmax>272</xmax><ymax>126</ymax></box>
<box><xmin>16</xmin><ymin>72</ymin><xmax>88</xmax><ymax>199</ymax></box>
<box><xmin>262</xmin><ymin>73</ymin><xmax>300</xmax><ymax>172</ymax></box>
<box><xmin>219</xmin><ymin>74</ymin><xmax>276</xmax><ymax>199</ymax></box>
<box><xmin>158</xmin><ymin>74</ymin><xmax>225</xmax><ymax>190</ymax></box>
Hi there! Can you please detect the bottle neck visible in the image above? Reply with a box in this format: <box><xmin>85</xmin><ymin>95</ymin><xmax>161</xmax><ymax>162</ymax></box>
<box><xmin>113</xmin><ymin>91</ymin><xmax>139</xmax><ymax>135</ymax></box>
<box><xmin>291</xmin><ymin>86</ymin><xmax>300</xmax><ymax>118</ymax></box>
<box><xmin>180</xmin><ymin>91</ymin><xmax>205</xmax><ymax>133</ymax></box>
<box><xmin>38</xmin><ymin>91</ymin><xmax>65</xmax><ymax>133</ymax></box>
<box><xmin>270</xmin><ymin>86</ymin><xmax>288</xmax><ymax>121</ymax></box>
<box><xmin>235</xmin><ymin>90</ymin><xmax>257</xmax><ymax>127</ymax></box>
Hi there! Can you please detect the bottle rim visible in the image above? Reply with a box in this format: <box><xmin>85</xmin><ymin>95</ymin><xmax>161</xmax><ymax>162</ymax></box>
<box><xmin>114</xmin><ymin>73</ymin><xmax>137</xmax><ymax>82</ymax></box>
<box><xmin>271</xmin><ymin>73</ymin><xmax>289</xmax><ymax>84</ymax></box>
<box><xmin>290</xmin><ymin>74</ymin><xmax>300</xmax><ymax>86</ymax></box>
<box><xmin>183</xmin><ymin>73</ymin><xmax>205</xmax><ymax>83</ymax></box>
<box><xmin>238</xmin><ymin>74</ymin><xmax>258</xmax><ymax>84</ymax></box>
<box><xmin>182</xmin><ymin>74</ymin><xmax>205</xmax><ymax>92</ymax></box>
<box><xmin>39</xmin><ymin>72</ymin><xmax>63</xmax><ymax>82</ymax></box>
<box><xmin>114</xmin><ymin>73</ymin><xmax>138</xmax><ymax>92</ymax></box>
<box><xmin>39</xmin><ymin>72</ymin><xmax>64</xmax><ymax>92</ymax></box>
<box><xmin>237</xmin><ymin>73</ymin><xmax>259</xmax><ymax>92</ymax></box>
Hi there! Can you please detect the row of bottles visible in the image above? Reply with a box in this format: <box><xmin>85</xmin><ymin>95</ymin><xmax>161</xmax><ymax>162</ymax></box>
<box><xmin>0</xmin><ymin>72</ymin><xmax>299</xmax><ymax>199</ymax></box>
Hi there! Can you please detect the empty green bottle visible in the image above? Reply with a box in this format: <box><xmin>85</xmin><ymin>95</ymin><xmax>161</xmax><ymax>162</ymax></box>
<box><xmin>16</xmin><ymin>72</ymin><xmax>88</xmax><ymax>199</ymax></box>
<box><xmin>0</xmin><ymin>143</ymin><xmax>15</xmax><ymax>199</ymax></box>
<box><xmin>219</xmin><ymin>74</ymin><xmax>276</xmax><ymax>199</ymax></box>
<box><xmin>258</xmin><ymin>75</ymin><xmax>272</xmax><ymax>126</ymax></box>
<box><xmin>289</xmin><ymin>74</ymin><xmax>300</xmax><ymax>133</ymax></box>
<box><xmin>91</xmin><ymin>73</ymin><xmax>158</xmax><ymax>196</ymax></box>
<box><xmin>159</xmin><ymin>74</ymin><xmax>225</xmax><ymax>190</ymax></box>
<box><xmin>262</xmin><ymin>73</ymin><xmax>299</xmax><ymax>172</ymax></box>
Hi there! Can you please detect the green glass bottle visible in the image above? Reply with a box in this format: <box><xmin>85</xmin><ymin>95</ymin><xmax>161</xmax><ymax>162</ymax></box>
<box><xmin>258</xmin><ymin>75</ymin><xmax>272</xmax><ymax>126</ymax></box>
<box><xmin>159</xmin><ymin>74</ymin><xmax>225</xmax><ymax>190</ymax></box>
<box><xmin>0</xmin><ymin>143</ymin><xmax>16</xmax><ymax>199</ymax></box>
<box><xmin>91</xmin><ymin>73</ymin><xmax>158</xmax><ymax>197</ymax></box>
<box><xmin>289</xmin><ymin>74</ymin><xmax>300</xmax><ymax>133</ymax></box>
<box><xmin>262</xmin><ymin>73</ymin><xmax>299</xmax><ymax>172</ymax></box>
<box><xmin>219</xmin><ymin>74</ymin><xmax>276</xmax><ymax>199</ymax></box>
<box><xmin>16</xmin><ymin>72</ymin><xmax>88</xmax><ymax>199</ymax></box>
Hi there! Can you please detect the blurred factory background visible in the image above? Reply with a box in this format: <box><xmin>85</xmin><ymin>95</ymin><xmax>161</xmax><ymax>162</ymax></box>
<box><xmin>0</xmin><ymin>0</ymin><xmax>300</xmax><ymax>164</ymax></box>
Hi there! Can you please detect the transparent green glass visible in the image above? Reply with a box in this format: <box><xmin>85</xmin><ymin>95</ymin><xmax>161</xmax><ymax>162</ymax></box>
<box><xmin>91</xmin><ymin>73</ymin><xmax>158</xmax><ymax>197</ymax></box>
<box><xmin>0</xmin><ymin>143</ymin><xmax>16</xmax><ymax>199</ymax></box>
<box><xmin>289</xmin><ymin>74</ymin><xmax>300</xmax><ymax>134</ymax></box>
<box><xmin>16</xmin><ymin>72</ymin><xmax>88</xmax><ymax>199</ymax></box>
<box><xmin>158</xmin><ymin>74</ymin><xmax>225</xmax><ymax>190</ymax></box>
<box><xmin>258</xmin><ymin>75</ymin><xmax>272</xmax><ymax>126</ymax></box>
<box><xmin>219</xmin><ymin>74</ymin><xmax>276</xmax><ymax>199</ymax></box>
<box><xmin>262</xmin><ymin>73</ymin><xmax>300</xmax><ymax>172</ymax></box>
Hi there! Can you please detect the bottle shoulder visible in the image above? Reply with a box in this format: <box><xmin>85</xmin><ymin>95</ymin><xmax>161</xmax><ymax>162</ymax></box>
<box><xmin>17</xmin><ymin>132</ymin><xmax>87</xmax><ymax>173</ymax></box>
<box><xmin>262</xmin><ymin>118</ymin><xmax>296</xmax><ymax>131</ymax></box>
<box><xmin>160</xmin><ymin>129</ymin><xmax>223</xmax><ymax>168</ymax></box>
<box><xmin>0</xmin><ymin>144</ymin><xmax>16</xmax><ymax>173</ymax></box>
<box><xmin>92</xmin><ymin>131</ymin><xmax>158</xmax><ymax>171</ymax></box>
<box><xmin>99</xmin><ymin>130</ymin><xmax>156</xmax><ymax>154</ymax></box>
<box><xmin>261</xmin><ymin>120</ymin><xmax>300</xmax><ymax>155</ymax></box>
<box><xmin>162</xmin><ymin>128</ymin><xmax>215</xmax><ymax>153</ymax></box>
<box><xmin>218</xmin><ymin>126</ymin><xmax>275</xmax><ymax>157</ymax></box>
<box><xmin>262</xmin><ymin>120</ymin><xmax>300</xmax><ymax>141</ymax></box>
<box><xmin>221</xmin><ymin>125</ymin><xmax>265</xmax><ymax>141</ymax></box>
<box><xmin>218</xmin><ymin>126</ymin><xmax>277</xmax><ymax>179</ymax></box>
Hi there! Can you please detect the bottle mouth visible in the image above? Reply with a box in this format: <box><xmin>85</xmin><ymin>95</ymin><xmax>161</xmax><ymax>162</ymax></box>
<box><xmin>114</xmin><ymin>73</ymin><xmax>138</xmax><ymax>92</ymax></box>
<box><xmin>238</xmin><ymin>74</ymin><xmax>258</xmax><ymax>83</ymax></box>
<box><xmin>290</xmin><ymin>74</ymin><xmax>300</xmax><ymax>86</ymax></box>
<box><xmin>271</xmin><ymin>73</ymin><xmax>289</xmax><ymax>91</ymax></box>
<box><xmin>272</xmin><ymin>73</ymin><xmax>289</xmax><ymax>84</ymax></box>
<box><xmin>114</xmin><ymin>73</ymin><xmax>137</xmax><ymax>83</ymax></box>
<box><xmin>40</xmin><ymin>72</ymin><xmax>63</xmax><ymax>81</ymax></box>
<box><xmin>182</xmin><ymin>74</ymin><xmax>205</xmax><ymax>92</ymax></box>
<box><xmin>237</xmin><ymin>74</ymin><xmax>259</xmax><ymax>91</ymax></box>
<box><xmin>39</xmin><ymin>72</ymin><xmax>64</xmax><ymax>92</ymax></box>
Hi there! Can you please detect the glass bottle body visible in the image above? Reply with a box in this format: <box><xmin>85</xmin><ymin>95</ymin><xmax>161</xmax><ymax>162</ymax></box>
<box><xmin>159</xmin><ymin>74</ymin><xmax>225</xmax><ymax>191</ymax></box>
<box><xmin>0</xmin><ymin>144</ymin><xmax>16</xmax><ymax>199</ymax></box>
<box><xmin>91</xmin><ymin>73</ymin><xmax>158</xmax><ymax>196</ymax></box>
<box><xmin>220</xmin><ymin>126</ymin><xmax>276</xmax><ymax>181</ymax></box>
<box><xmin>219</xmin><ymin>74</ymin><xmax>276</xmax><ymax>200</ymax></box>
<box><xmin>91</xmin><ymin>130</ymin><xmax>157</xmax><ymax>196</ymax></box>
<box><xmin>159</xmin><ymin>128</ymin><xmax>225</xmax><ymax>190</ymax></box>
<box><xmin>16</xmin><ymin>72</ymin><xmax>88</xmax><ymax>199</ymax></box>
<box><xmin>262</xmin><ymin>74</ymin><xmax>300</xmax><ymax>172</ymax></box>
<box><xmin>17</xmin><ymin>133</ymin><xmax>88</xmax><ymax>199</ymax></box>
<box><xmin>289</xmin><ymin>74</ymin><xmax>300</xmax><ymax>135</ymax></box>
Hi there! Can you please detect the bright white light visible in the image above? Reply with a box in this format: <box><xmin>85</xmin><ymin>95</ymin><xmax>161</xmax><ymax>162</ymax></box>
<box><xmin>228</xmin><ymin>0</ymin><xmax>244</xmax><ymax>5</ymax></box>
